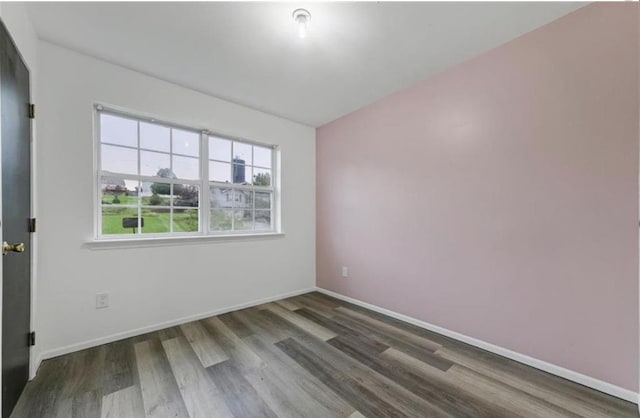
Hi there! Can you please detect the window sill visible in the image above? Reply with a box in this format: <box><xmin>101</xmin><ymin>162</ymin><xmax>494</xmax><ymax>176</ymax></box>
<box><xmin>84</xmin><ymin>232</ymin><xmax>285</xmax><ymax>250</ymax></box>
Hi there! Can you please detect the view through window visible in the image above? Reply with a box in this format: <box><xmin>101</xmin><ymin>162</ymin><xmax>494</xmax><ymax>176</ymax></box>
<box><xmin>97</xmin><ymin>108</ymin><xmax>276</xmax><ymax>237</ymax></box>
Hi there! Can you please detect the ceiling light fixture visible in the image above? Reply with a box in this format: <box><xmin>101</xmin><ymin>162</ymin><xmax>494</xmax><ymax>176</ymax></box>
<box><xmin>292</xmin><ymin>9</ymin><xmax>311</xmax><ymax>39</ymax></box>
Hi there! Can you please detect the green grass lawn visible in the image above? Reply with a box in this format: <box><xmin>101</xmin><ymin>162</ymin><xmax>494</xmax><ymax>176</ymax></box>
<box><xmin>102</xmin><ymin>205</ymin><xmax>268</xmax><ymax>235</ymax></box>
<box><xmin>102</xmin><ymin>207</ymin><xmax>198</xmax><ymax>235</ymax></box>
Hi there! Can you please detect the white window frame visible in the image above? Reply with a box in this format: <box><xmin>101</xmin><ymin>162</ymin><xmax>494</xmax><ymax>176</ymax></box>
<box><xmin>94</xmin><ymin>104</ymin><xmax>279</xmax><ymax>240</ymax></box>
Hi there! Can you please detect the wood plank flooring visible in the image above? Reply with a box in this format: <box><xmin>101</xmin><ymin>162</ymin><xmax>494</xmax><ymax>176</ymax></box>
<box><xmin>11</xmin><ymin>292</ymin><xmax>638</xmax><ymax>418</ymax></box>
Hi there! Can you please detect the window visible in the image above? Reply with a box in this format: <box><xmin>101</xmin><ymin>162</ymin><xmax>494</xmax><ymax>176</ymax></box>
<box><xmin>96</xmin><ymin>107</ymin><xmax>276</xmax><ymax>238</ymax></box>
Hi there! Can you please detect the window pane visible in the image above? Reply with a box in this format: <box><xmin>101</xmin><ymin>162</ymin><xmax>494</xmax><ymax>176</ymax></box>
<box><xmin>239</xmin><ymin>190</ymin><xmax>253</xmax><ymax>209</ymax></box>
<box><xmin>210</xmin><ymin>161</ymin><xmax>231</xmax><ymax>183</ymax></box>
<box><xmin>101</xmin><ymin>144</ymin><xmax>138</xmax><ymax>175</ymax></box>
<box><xmin>173</xmin><ymin>208</ymin><xmax>198</xmax><ymax>232</ymax></box>
<box><xmin>211</xmin><ymin>208</ymin><xmax>233</xmax><ymax>231</ymax></box>
<box><xmin>255</xmin><ymin>210</ymin><xmax>272</xmax><ymax>230</ymax></box>
<box><xmin>210</xmin><ymin>136</ymin><xmax>231</xmax><ymax>162</ymax></box>
<box><xmin>140</xmin><ymin>150</ymin><xmax>170</xmax><ymax>177</ymax></box>
<box><xmin>140</xmin><ymin>182</ymin><xmax>170</xmax><ymax>206</ymax></box>
<box><xmin>102</xmin><ymin>206</ymin><xmax>139</xmax><ymax>235</ymax></box>
<box><xmin>234</xmin><ymin>209</ymin><xmax>253</xmax><ymax>231</ymax></box>
<box><xmin>141</xmin><ymin>207</ymin><xmax>171</xmax><ymax>234</ymax></box>
<box><xmin>100</xmin><ymin>114</ymin><xmax>137</xmax><ymax>147</ymax></box>
<box><xmin>209</xmin><ymin>187</ymin><xmax>228</xmax><ymax>209</ymax></box>
<box><xmin>252</xmin><ymin>167</ymin><xmax>271</xmax><ymax>186</ymax></box>
<box><xmin>174</xmin><ymin>184</ymin><xmax>199</xmax><ymax>207</ymax></box>
<box><xmin>233</xmin><ymin>164</ymin><xmax>251</xmax><ymax>184</ymax></box>
<box><xmin>173</xmin><ymin>129</ymin><xmax>199</xmax><ymax>157</ymax></box>
<box><xmin>101</xmin><ymin>177</ymin><xmax>139</xmax><ymax>206</ymax></box>
<box><xmin>140</xmin><ymin>122</ymin><xmax>170</xmax><ymax>152</ymax></box>
<box><xmin>255</xmin><ymin>191</ymin><xmax>271</xmax><ymax>210</ymax></box>
<box><xmin>172</xmin><ymin>155</ymin><xmax>199</xmax><ymax>180</ymax></box>
<box><xmin>233</xmin><ymin>142</ymin><xmax>252</xmax><ymax>166</ymax></box>
<box><xmin>139</xmin><ymin>181</ymin><xmax>152</xmax><ymax>198</ymax></box>
<box><xmin>223</xmin><ymin>189</ymin><xmax>253</xmax><ymax>209</ymax></box>
<box><xmin>254</xmin><ymin>146</ymin><xmax>272</xmax><ymax>168</ymax></box>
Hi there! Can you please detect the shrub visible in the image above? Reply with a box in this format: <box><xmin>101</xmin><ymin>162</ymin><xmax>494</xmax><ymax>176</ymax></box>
<box><xmin>149</xmin><ymin>193</ymin><xmax>162</xmax><ymax>206</ymax></box>
<box><xmin>112</xmin><ymin>195</ymin><xmax>121</xmax><ymax>204</ymax></box>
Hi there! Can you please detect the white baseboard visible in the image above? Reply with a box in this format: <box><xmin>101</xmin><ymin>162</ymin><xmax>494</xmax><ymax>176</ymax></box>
<box><xmin>315</xmin><ymin>287</ymin><xmax>639</xmax><ymax>404</ymax></box>
<box><xmin>32</xmin><ymin>287</ymin><xmax>316</xmax><ymax>377</ymax></box>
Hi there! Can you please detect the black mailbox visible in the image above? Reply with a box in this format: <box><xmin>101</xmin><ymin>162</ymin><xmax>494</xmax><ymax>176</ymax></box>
<box><xmin>122</xmin><ymin>217</ymin><xmax>144</xmax><ymax>229</ymax></box>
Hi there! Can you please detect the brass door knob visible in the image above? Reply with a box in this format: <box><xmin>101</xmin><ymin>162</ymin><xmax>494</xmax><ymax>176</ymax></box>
<box><xmin>3</xmin><ymin>241</ymin><xmax>25</xmax><ymax>255</ymax></box>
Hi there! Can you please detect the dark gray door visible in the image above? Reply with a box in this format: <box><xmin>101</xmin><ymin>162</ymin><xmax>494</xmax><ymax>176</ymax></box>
<box><xmin>0</xmin><ymin>20</ymin><xmax>31</xmax><ymax>418</ymax></box>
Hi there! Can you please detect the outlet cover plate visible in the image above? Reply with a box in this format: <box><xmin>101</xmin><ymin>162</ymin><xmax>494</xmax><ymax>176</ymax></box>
<box><xmin>96</xmin><ymin>292</ymin><xmax>109</xmax><ymax>309</ymax></box>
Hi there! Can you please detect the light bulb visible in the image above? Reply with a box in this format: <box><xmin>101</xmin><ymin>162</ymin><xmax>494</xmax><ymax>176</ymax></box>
<box><xmin>298</xmin><ymin>19</ymin><xmax>307</xmax><ymax>39</ymax></box>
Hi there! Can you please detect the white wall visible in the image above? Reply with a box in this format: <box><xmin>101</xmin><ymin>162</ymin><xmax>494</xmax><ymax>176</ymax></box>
<box><xmin>34</xmin><ymin>41</ymin><xmax>316</xmax><ymax>366</ymax></box>
<box><xmin>0</xmin><ymin>1</ymin><xmax>40</xmax><ymax>383</ymax></box>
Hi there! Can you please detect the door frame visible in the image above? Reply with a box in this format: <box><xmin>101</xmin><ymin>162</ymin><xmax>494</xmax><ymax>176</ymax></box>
<box><xmin>0</xmin><ymin>16</ymin><xmax>38</xmax><ymax>415</ymax></box>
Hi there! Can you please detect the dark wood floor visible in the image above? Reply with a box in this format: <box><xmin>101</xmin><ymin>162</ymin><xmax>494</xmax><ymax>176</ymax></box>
<box><xmin>11</xmin><ymin>291</ymin><xmax>638</xmax><ymax>417</ymax></box>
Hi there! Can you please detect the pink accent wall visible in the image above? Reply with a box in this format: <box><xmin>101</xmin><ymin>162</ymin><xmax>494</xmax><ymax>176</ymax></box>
<box><xmin>317</xmin><ymin>3</ymin><xmax>639</xmax><ymax>391</ymax></box>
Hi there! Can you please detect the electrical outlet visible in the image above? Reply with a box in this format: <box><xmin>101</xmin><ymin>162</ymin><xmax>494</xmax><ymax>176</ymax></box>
<box><xmin>96</xmin><ymin>292</ymin><xmax>109</xmax><ymax>309</ymax></box>
<box><xmin>342</xmin><ymin>266</ymin><xmax>349</xmax><ymax>278</ymax></box>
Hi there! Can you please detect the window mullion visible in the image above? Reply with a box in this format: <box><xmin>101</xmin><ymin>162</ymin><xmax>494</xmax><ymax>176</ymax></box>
<box><xmin>169</xmin><ymin>184</ymin><xmax>174</xmax><ymax>234</ymax></box>
<box><xmin>96</xmin><ymin>112</ymin><xmax>102</xmax><ymax>238</ymax></box>
<box><xmin>271</xmin><ymin>146</ymin><xmax>277</xmax><ymax>232</ymax></box>
<box><xmin>137</xmin><ymin>121</ymin><xmax>142</xmax><ymax>235</ymax></box>
<box><xmin>230</xmin><ymin>140</ymin><xmax>235</xmax><ymax>185</ymax></box>
<box><xmin>206</xmin><ymin>182</ymin><xmax>272</xmax><ymax>192</ymax></box>
<box><xmin>170</xmin><ymin>129</ymin><xmax>175</xmax><ymax>234</ymax></box>
<box><xmin>201</xmin><ymin>132</ymin><xmax>210</xmax><ymax>235</ymax></box>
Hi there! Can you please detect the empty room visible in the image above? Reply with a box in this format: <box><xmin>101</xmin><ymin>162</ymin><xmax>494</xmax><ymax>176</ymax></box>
<box><xmin>0</xmin><ymin>1</ymin><xmax>638</xmax><ymax>417</ymax></box>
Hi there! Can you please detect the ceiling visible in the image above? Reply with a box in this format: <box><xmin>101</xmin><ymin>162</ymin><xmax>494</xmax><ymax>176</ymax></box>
<box><xmin>27</xmin><ymin>2</ymin><xmax>585</xmax><ymax>127</ymax></box>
